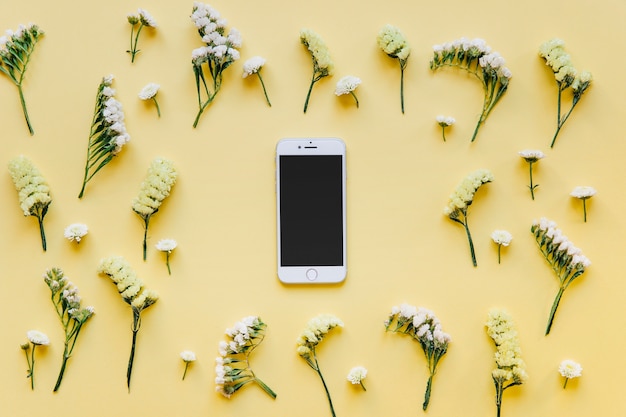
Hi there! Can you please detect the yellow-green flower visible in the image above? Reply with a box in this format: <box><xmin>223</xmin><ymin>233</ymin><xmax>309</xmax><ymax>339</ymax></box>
<box><xmin>377</xmin><ymin>24</ymin><xmax>410</xmax><ymax>113</ymax></box>
<box><xmin>300</xmin><ymin>29</ymin><xmax>334</xmax><ymax>113</ymax></box>
<box><xmin>8</xmin><ymin>155</ymin><xmax>52</xmax><ymax>251</ymax></box>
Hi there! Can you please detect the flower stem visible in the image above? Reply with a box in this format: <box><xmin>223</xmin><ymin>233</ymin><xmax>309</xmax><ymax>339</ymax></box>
<box><xmin>127</xmin><ymin>309</ymin><xmax>141</xmax><ymax>392</ymax></box>
<box><xmin>441</xmin><ymin>126</ymin><xmax>447</xmax><ymax>142</ymax></box>
<box><xmin>315</xmin><ymin>365</ymin><xmax>337</xmax><ymax>417</ymax></box>
<box><xmin>30</xmin><ymin>345</ymin><xmax>37</xmax><ymax>390</ymax></box>
<box><xmin>182</xmin><ymin>362</ymin><xmax>190</xmax><ymax>381</ymax></box>
<box><xmin>152</xmin><ymin>97</ymin><xmax>161</xmax><ymax>117</ymax></box>
<box><xmin>582</xmin><ymin>199</ymin><xmax>587</xmax><ymax>223</ymax></box>
<box><xmin>142</xmin><ymin>216</ymin><xmax>151</xmax><ymax>261</ymax></box>
<box><xmin>423</xmin><ymin>373</ymin><xmax>434</xmax><ymax>411</ymax></box>
<box><xmin>303</xmin><ymin>73</ymin><xmax>316</xmax><ymax>113</ymax></box>
<box><xmin>257</xmin><ymin>72</ymin><xmax>271</xmax><ymax>107</ymax></box>
<box><xmin>399</xmin><ymin>61</ymin><xmax>405</xmax><ymax>114</ymax></box>
<box><xmin>166</xmin><ymin>252</ymin><xmax>171</xmax><ymax>275</ymax></box>
<box><xmin>359</xmin><ymin>381</ymin><xmax>367</xmax><ymax>391</ymax></box>
<box><xmin>528</xmin><ymin>162</ymin><xmax>536</xmax><ymax>200</ymax></box>
<box><xmin>37</xmin><ymin>214</ymin><xmax>47</xmax><ymax>251</ymax></box>
<box><xmin>563</xmin><ymin>378</ymin><xmax>569</xmax><ymax>389</ymax></box>
<box><xmin>545</xmin><ymin>286</ymin><xmax>566</xmax><ymax>335</ymax></box>
<box><xmin>254</xmin><ymin>376</ymin><xmax>277</xmax><ymax>399</ymax></box>
<box><xmin>53</xmin><ymin>351</ymin><xmax>70</xmax><ymax>392</ymax></box>
<box><xmin>463</xmin><ymin>219</ymin><xmax>477</xmax><ymax>267</ymax></box>
<box><xmin>497</xmin><ymin>244</ymin><xmax>502</xmax><ymax>264</ymax></box>
<box><xmin>17</xmin><ymin>84</ymin><xmax>34</xmax><ymax>135</ymax></box>
<box><xmin>350</xmin><ymin>91</ymin><xmax>359</xmax><ymax>108</ymax></box>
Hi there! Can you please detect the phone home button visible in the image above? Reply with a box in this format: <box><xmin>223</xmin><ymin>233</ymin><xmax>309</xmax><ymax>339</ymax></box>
<box><xmin>306</xmin><ymin>268</ymin><xmax>318</xmax><ymax>281</ymax></box>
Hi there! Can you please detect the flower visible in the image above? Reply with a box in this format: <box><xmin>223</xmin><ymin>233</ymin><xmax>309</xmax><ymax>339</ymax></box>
<box><xmin>531</xmin><ymin>218</ymin><xmax>591</xmax><ymax>335</ymax></box>
<box><xmin>430</xmin><ymin>38</ymin><xmax>511</xmax><ymax>142</ymax></box>
<box><xmin>155</xmin><ymin>238</ymin><xmax>177</xmax><ymax>275</ymax></box>
<box><xmin>138</xmin><ymin>83</ymin><xmax>161</xmax><ymax>117</ymax></box>
<box><xmin>570</xmin><ymin>186</ymin><xmax>596</xmax><ymax>222</ymax></box>
<box><xmin>190</xmin><ymin>3</ymin><xmax>241</xmax><ymax>127</ymax></box>
<box><xmin>486</xmin><ymin>309</ymin><xmax>527</xmax><ymax>417</ymax></box>
<box><xmin>43</xmin><ymin>268</ymin><xmax>95</xmax><ymax>391</ymax></box>
<box><xmin>539</xmin><ymin>39</ymin><xmax>592</xmax><ymax>148</ymax></box>
<box><xmin>377</xmin><ymin>24</ymin><xmax>410</xmax><ymax>113</ymax></box>
<box><xmin>98</xmin><ymin>256</ymin><xmax>159</xmax><ymax>391</ymax></box>
<box><xmin>64</xmin><ymin>223</ymin><xmax>88</xmax><ymax>243</ymax></box>
<box><xmin>23</xmin><ymin>330</ymin><xmax>49</xmax><ymax>390</ymax></box>
<box><xmin>8</xmin><ymin>155</ymin><xmax>52</xmax><ymax>251</ymax></box>
<box><xmin>78</xmin><ymin>75</ymin><xmax>130</xmax><ymax>198</ymax></box>
<box><xmin>132</xmin><ymin>158</ymin><xmax>178</xmax><ymax>260</ymax></box>
<box><xmin>180</xmin><ymin>350</ymin><xmax>197</xmax><ymax>380</ymax></box>
<box><xmin>444</xmin><ymin>169</ymin><xmax>494</xmax><ymax>266</ymax></box>
<box><xmin>242</xmin><ymin>56</ymin><xmax>271</xmax><ymax>107</ymax></box>
<box><xmin>126</xmin><ymin>8</ymin><xmax>157</xmax><ymax>62</ymax></box>
<box><xmin>335</xmin><ymin>75</ymin><xmax>361</xmax><ymax>108</ymax></box>
<box><xmin>297</xmin><ymin>314</ymin><xmax>343</xmax><ymax>417</ymax></box>
<box><xmin>300</xmin><ymin>29</ymin><xmax>334</xmax><ymax>113</ymax></box>
<box><xmin>436</xmin><ymin>115</ymin><xmax>455</xmax><ymax>141</ymax></box>
<box><xmin>491</xmin><ymin>230</ymin><xmax>512</xmax><ymax>264</ymax></box>
<box><xmin>347</xmin><ymin>366</ymin><xmax>367</xmax><ymax>391</ymax></box>
<box><xmin>0</xmin><ymin>23</ymin><xmax>44</xmax><ymax>135</ymax></box>
<box><xmin>385</xmin><ymin>304</ymin><xmax>451</xmax><ymax>411</ymax></box>
<box><xmin>519</xmin><ymin>150</ymin><xmax>545</xmax><ymax>200</ymax></box>
<box><xmin>215</xmin><ymin>316</ymin><xmax>276</xmax><ymax>399</ymax></box>
<box><xmin>558</xmin><ymin>359</ymin><xmax>582</xmax><ymax>388</ymax></box>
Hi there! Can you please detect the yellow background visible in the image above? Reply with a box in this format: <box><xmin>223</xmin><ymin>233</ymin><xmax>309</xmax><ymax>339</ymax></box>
<box><xmin>0</xmin><ymin>0</ymin><xmax>623</xmax><ymax>416</ymax></box>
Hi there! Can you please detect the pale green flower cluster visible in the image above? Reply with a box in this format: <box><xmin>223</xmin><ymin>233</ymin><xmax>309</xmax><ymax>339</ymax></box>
<box><xmin>443</xmin><ymin>169</ymin><xmax>494</xmax><ymax>217</ymax></box>
<box><xmin>300</xmin><ymin>29</ymin><xmax>334</xmax><ymax>76</ymax></box>
<box><xmin>296</xmin><ymin>313</ymin><xmax>343</xmax><ymax>362</ymax></box>
<box><xmin>486</xmin><ymin>309</ymin><xmax>527</xmax><ymax>417</ymax></box>
<box><xmin>377</xmin><ymin>24</ymin><xmax>410</xmax><ymax>61</ymax></box>
<box><xmin>8</xmin><ymin>155</ymin><xmax>52</xmax><ymax>251</ymax></box>
<box><xmin>98</xmin><ymin>256</ymin><xmax>159</xmax><ymax>311</ymax></box>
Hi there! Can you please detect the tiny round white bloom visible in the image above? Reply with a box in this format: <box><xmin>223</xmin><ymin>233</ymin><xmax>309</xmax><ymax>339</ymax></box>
<box><xmin>27</xmin><ymin>330</ymin><xmax>50</xmax><ymax>346</ymax></box>
<box><xmin>64</xmin><ymin>223</ymin><xmax>89</xmax><ymax>243</ymax></box>
<box><xmin>347</xmin><ymin>366</ymin><xmax>367</xmax><ymax>384</ymax></box>
<box><xmin>242</xmin><ymin>56</ymin><xmax>266</xmax><ymax>78</ymax></box>
<box><xmin>436</xmin><ymin>115</ymin><xmax>455</xmax><ymax>126</ymax></box>
<box><xmin>491</xmin><ymin>230</ymin><xmax>512</xmax><ymax>246</ymax></box>
<box><xmin>156</xmin><ymin>239</ymin><xmax>177</xmax><ymax>252</ymax></box>
<box><xmin>559</xmin><ymin>359</ymin><xmax>582</xmax><ymax>379</ymax></box>
<box><xmin>138</xmin><ymin>83</ymin><xmax>160</xmax><ymax>100</ymax></box>
<box><xmin>335</xmin><ymin>75</ymin><xmax>361</xmax><ymax>96</ymax></box>
<box><xmin>518</xmin><ymin>149</ymin><xmax>545</xmax><ymax>162</ymax></box>
<box><xmin>180</xmin><ymin>350</ymin><xmax>197</xmax><ymax>362</ymax></box>
<box><xmin>570</xmin><ymin>186</ymin><xmax>597</xmax><ymax>199</ymax></box>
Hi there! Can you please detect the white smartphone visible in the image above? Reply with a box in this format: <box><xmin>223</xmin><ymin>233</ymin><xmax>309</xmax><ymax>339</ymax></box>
<box><xmin>276</xmin><ymin>138</ymin><xmax>347</xmax><ymax>284</ymax></box>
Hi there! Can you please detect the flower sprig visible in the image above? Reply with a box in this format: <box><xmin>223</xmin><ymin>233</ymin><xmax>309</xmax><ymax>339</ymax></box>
<box><xmin>539</xmin><ymin>39</ymin><xmax>592</xmax><ymax>148</ymax></box>
<box><xmin>155</xmin><ymin>239</ymin><xmax>177</xmax><ymax>275</ymax></box>
<box><xmin>138</xmin><ymin>83</ymin><xmax>161</xmax><ymax>117</ymax></box>
<box><xmin>519</xmin><ymin>150</ymin><xmax>545</xmax><ymax>200</ymax></box>
<box><xmin>491</xmin><ymin>230</ymin><xmax>512</xmax><ymax>264</ymax></box>
<box><xmin>436</xmin><ymin>115</ymin><xmax>455</xmax><ymax>141</ymax></box>
<box><xmin>64</xmin><ymin>223</ymin><xmax>88</xmax><ymax>243</ymax></box>
<box><xmin>486</xmin><ymin>309</ymin><xmax>528</xmax><ymax>417</ymax></box>
<box><xmin>21</xmin><ymin>330</ymin><xmax>49</xmax><ymax>390</ymax></box>
<box><xmin>78</xmin><ymin>75</ymin><xmax>130</xmax><ymax>198</ymax></box>
<box><xmin>190</xmin><ymin>2</ymin><xmax>241</xmax><ymax>128</ymax></box>
<box><xmin>297</xmin><ymin>314</ymin><xmax>343</xmax><ymax>417</ymax></box>
<box><xmin>126</xmin><ymin>8</ymin><xmax>157</xmax><ymax>63</ymax></box>
<box><xmin>98</xmin><ymin>256</ymin><xmax>159</xmax><ymax>391</ymax></box>
<box><xmin>43</xmin><ymin>268</ymin><xmax>95</xmax><ymax>392</ymax></box>
<box><xmin>377</xmin><ymin>24</ymin><xmax>410</xmax><ymax>113</ymax></box>
<box><xmin>8</xmin><ymin>155</ymin><xmax>52</xmax><ymax>251</ymax></box>
<box><xmin>180</xmin><ymin>350</ymin><xmax>196</xmax><ymax>380</ymax></box>
<box><xmin>559</xmin><ymin>359</ymin><xmax>582</xmax><ymax>389</ymax></box>
<box><xmin>531</xmin><ymin>217</ymin><xmax>591</xmax><ymax>335</ymax></box>
<box><xmin>347</xmin><ymin>366</ymin><xmax>367</xmax><ymax>391</ymax></box>
<box><xmin>444</xmin><ymin>169</ymin><xmax>494</xmax><ymax>266</ymax></box>
<box><xmin>0</xmin><ymin>23</ymin><xmax>44</xmax><ymax>135</ymax></box>
<box><xmin>242</xmin><ymin>56</ymin><xmax>271</xmax><ymax>107</ymax></box>
<box><xmin>385</xmin><ymin>303</ymin><xmax>451</xmax><ymax>411</ymax></box>
<box><xmin>430</xmin><ymin>38</ymin><xmax>511</xmax><ymax>142</ymax></box>
<box><xmin>132</xmin><ymin>158</ymin><xmax>177</xmax><ymax>260</ymax></box>
<box><xmin>300</xmin><ymin>29</ymin><xmax>334</xmax><ymax>113</ymax></box>
<box><xmin>215</xmin><ymin>316</ymin><xmax>277</xmax><ymax>399</ymax></box>
<box><xmin>570</xmin><ymin>186</ymin><xmax>596</xmax><ymax>222</ymax></box>
<box><xmin>335</xmin><ymin>76</ymin><xmax>361</xmax><ymax>108</ymax></box>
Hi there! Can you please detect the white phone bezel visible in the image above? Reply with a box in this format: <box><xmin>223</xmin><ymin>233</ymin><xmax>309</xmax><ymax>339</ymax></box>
<box><xmin>276</xmin><ymin>138</ymin><xmax>347</xmax><ymax>284</ymax></box>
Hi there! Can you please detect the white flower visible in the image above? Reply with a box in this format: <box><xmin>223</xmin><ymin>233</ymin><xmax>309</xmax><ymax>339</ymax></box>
<box><xmin>138</xmin><ymin>8</ymin><xmax>157</xmax><ymax>27</ymax></box>
<box><xmin>559</xmin><ymin>359</ymin><xmax>582</xmax><ymax>379</ymax></box>
<box><xmin>436</xmin><ymin>115</ymin><xmax>455</xmax><ymax>126</ymax></box>
<box><xmin>570</xmin><ymin>186</ymin><xmax>596</xmax><ymax>199</ymax></box>
<box><xmin>156</xmin><ymin>239</ymin><xmax>177</xmax><ymax>253</ymax></box>
<box><xmin>27</xmin><ymin>330</ymin><xmax>50</xmax><ymax>346</ymax></box>
<box><xmin>335</xmin><ymin>75</ymin><xmax>361</xmax><ymax>96</ymax></box>
<box><xmin>518</xmin><ymin>149</ymin><xmax>545</xmax><ymax>162</ymax></box>
<box><xmin>138</xmin><ymin>83</ymin><xmax>160</xmax><ymax>100</ymax></box>
<box><xmin>180</xmin><ymin>350</ymin><xmax>197</xmax><ymax>362</ymax></box>
<box><xmin>242</xmin><ymin>56</ymin><xmax>266</xmax><ymax>78</ymax></box>
<box><xmin>64</xmin><ymin>223</ymin><xmax>88</xmax><ymax>243</ymax></box>
<box><xmin>491</xmin><ymin>230</ymin><xmax>512</xmax><ymax>246</ymax></box>
<box><xmin>347</xmin><ymin>366</ymin><xmax>367</xmax><ymax>385</ymax></box>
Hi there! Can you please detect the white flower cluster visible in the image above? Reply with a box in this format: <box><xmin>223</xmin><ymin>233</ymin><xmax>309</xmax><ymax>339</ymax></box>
<box><xmin>64</xmin><ymin>223</ymin><xmax>88</xmax><ymax>243</ymax></box>
<box><xmin>491</xmin><ymin>230</ymin><xmax>513</xmax><ymax>246</ymax></box>
<box><xmin>100</xmin><ymin>76</ymin><xmax>130</xmax><ymax>154</ymax></box>
<box><xmin>486</xmin><ymin>309</ymin><xmax>528</xmax><ymax>385</ymax></box>
<box><xmin>296</xmin><ymin>314</ymin><xmax>344</xmax><ymax>360</ymax></box>
<box><xmin>570</xmin><ymin>185</ymin><xmax>596</xmax><ymax>199</ymax></box>
<box><xmin>347</xmin><ymin>366</ymin><xmax>367</xmax><ymax>385</ymax></box>
<box><xmin>443</xmin><ymin>169</ymin><xmax>494</xmax><ymax>216</ymax></box>
<box><xmin>335</xmin><ymin>75</ymin><xmax>361</xmax><ymax>96</ymax></box>
<box><xmin>388</xmin><ymin>303</ymin><xmax>451</xmax><ymax>347</ymax></box>
<box><xmin>138</xmin><ymin>83</ymin><xmax>160</xmax><ymax>100</ymax></box>
<box><xmin>532</xmin><ymin>217</ymin><xmax>591</xmax><ymax>269</ymax></box>
<box><xmin>242</xmin><ymin>56</ymin><xmax>266</xmax><ymax>78</ymax></box>
<box><xmin>156</xmin><ymin>238</ymin><xmax>177</xmax><ymax>253</ymax></box>
<box><xmin>432</xmin><ymin>37</ymin><xmax>511</xmax><ymax>82</ymax></box>
<box><xmin>539</xmin><ymin>38</ymin><xmax>592</xmax><ymax>93</ymax></box>
<box><xmin>218</xmin><ymin>315</ymin><xmax>262</xmax><ymax>356</ymax></box>
<box><xmin>559</xmin><ymin>359</ymin><xmax>582</xmax><ymax>379</ymax></box>
<box><xmin>27</xmin><ymin>330</ymin><xmax>50</xmax><ymax>346</ymax></box>
<box><xmin>0</xmin><ymin>23</ymin><xmax>41</xmax><ymax>50</ymax></box>
<box><xmin>436</xmin><ymin>115</ymin><xmax>455</xmax><ymax>127</ymax></box>
<box><xmin>518</xmin><ymin>149</ymin><xmax>545</xmax><ymax>163</ymax></box>
<box><xmin>191</xmin><ymin>2</ymin><xmax>241</xmax><ymax>66</ymax></box>
<box><xmin>138</xmin><ymin>8</ymin><xmax>157</xmax><ymax>27</ymax></box>
<box><xmin>180</xmin><ymin>350</ymin><xmax>197</xmax><ymax>363</ymax></box>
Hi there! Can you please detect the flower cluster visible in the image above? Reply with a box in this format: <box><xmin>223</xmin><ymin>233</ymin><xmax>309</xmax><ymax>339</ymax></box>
<box><xmin>430</xmin><ymin>37</ymin><xmax>511</xmax><ymax>142</ymax></box>
<box><xmin>180</xmin><ymin>350</ymin><xmax>197</xmax><ymax>380</ymax></box>
<box><xmin>531</xmin><ymin>217</ymin><xmax>591</xmax><ymax>335</ymax></box>
<box><xmin>436</xmin><ymin>115</ymin><xmax>455</xmax><ymax>141</ymax></box>
<box><xmin>21</xmin><ymin>330</ymin><xmax>49</xmax><ymax>390</ymax></box>
<box><xmin>8</xmin><ymin>155</ymin><xmax>52</xmax><ymax>251</ymax></box>
<box><xmin>78</xmin><ymin>75</ymin><xmax>130</xmax><ymax>198</ymax></box>
<box><xmin>377</xmin><ymin>24</ymin><xmax>410</xmax><ymax>113</ymax></box>
<box><xmin>486</xmin><ymin>309</ymin><xmax>527</xmax><ymax>417</ymax></box>
<box><xmin>300</xmin><ymin>29</ymin><xmax>334</xmax><ymax>113</ymax></box>
<box><xmin>155</xmin><ymin>238</ymin><xmax>177</xmax><ymax>275</ymax></box>
<box><xmin>190</xmin><ymin>2</ymin><xmax>241</xmax><ymax>127</ymax></box>
<box><xmin>98</xmin><ymin>256</ymin><xmax>159</xmax><ymax>390</ymax></box>
<box><xmin>64</xmin><ymin>223</ymin><xmax>88</xmax><ymax>243</ymax></box>
<box><xmin>215</xmin><ymin>316</ymin><xmax>276</xmax><ymax>399</ymax></box>
<box><xmin>491</xmin><ymin>230</ymin><xmax>512</xmax><ymax>264</ymax></box>
<box><xmin>539</xmin><ymin>39</ymin><xmax>592</xmax><ymax>148</ymax></box>
<box><xmin>138</xmin><ymin>83</ymin><xmax>161</xmax><ymax>117</ymax></box>
<box><xmin>43</xmin><ymin>268</ymin><xmax>95</xmax><ymax>392</ymax></box>
<box><xmin>0</xmin><ymin>23</ymin><xmax>44</xmax><ymax>135</ymax></box>
<box><xmin>570</xmin><ymin>186</ymin><xmax>596</xmax><ymax>222</ymax></box>
<box><xmin>444</xmin><ymin>169</ymin><xmax>494</xmax><ymax>266</ymax></box>
<box><xmin>242</xmin><ymin>56</ymin><xmax>271</xmax><ymax>107</ymax></box>
<box><xmin>346</xmin><ymin>366</ymin><xmax>367</xmax><ymax>391</ymax></box>
<box><xmin>558</xmin><ymin>359</ymin><xmax>582</xmax><ymax>389</ymax></box>
<box><xmin>297</xmin><ymin>314</ymin><xmax>343</xmax><ymax>417</ymax></box>
<box><xmin>519</xmin><ymin>150</ymin><xmax>545</xmax><ymax>200</ymax></box>
<box><xmin>126</xmin><ymin>8</ymin><xmax>157</xmax><ymax>63</ymax></box>
<box><xmin>335</xmin><ymin>75</ymin><xmax>361</xmax><ymax>108</ymax></box>
<box><xmin>132</xmin><ymin>158</ymin><xmax>178</xmax><ymax>260</ymax></box>
<box><xmin>385</xmin><ymin>303</ymin><xmax>451</xmax><ymax>411</ymax></box>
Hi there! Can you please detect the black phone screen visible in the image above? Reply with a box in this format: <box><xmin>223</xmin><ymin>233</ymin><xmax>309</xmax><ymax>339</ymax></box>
<box><xmin>279</xmin><ymin>155</ymin><xmax>344</xmax><ymax>267</ymax></box>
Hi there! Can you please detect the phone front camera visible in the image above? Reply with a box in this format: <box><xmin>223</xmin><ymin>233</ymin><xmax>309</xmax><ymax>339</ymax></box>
<box><xmin>298</xmin><ymin>146</ymin><xmax>301</xmax><ymax>149</ymax></box>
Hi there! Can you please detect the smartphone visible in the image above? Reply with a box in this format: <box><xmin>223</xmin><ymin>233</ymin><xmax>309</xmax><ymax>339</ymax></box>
<box><xmin>276</xmin><ymin>138</ymin><xmax>347</xmax><ymax>284</ymax></box>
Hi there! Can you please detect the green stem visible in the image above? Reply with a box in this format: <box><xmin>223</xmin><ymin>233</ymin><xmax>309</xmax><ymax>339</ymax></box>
<box><xmin>37</xmin><ymin>213</ymin><xmax>46</xmax><ymax>251</ymax></box>
<box><xmin>152</xmin><ymin>97</ymin><xmax>161</xmax><ymax>117</ymax></box>
<box><xmin>399</xmin><ymin>61</ymin><xmax>405</xmax><ymax>114</ymax></box>
<box><xmin>582</xmin><ymin>199</ymin><xmax>587</xmax><ymax>223</ymax></box>
<box><xmin>423</xmin><ymin>373</ymin><xmax>434</xmax><ymax>411</ymax></box>
<box><xmin>463</xmin><ymin>218</ymin><xmax>477</xmax><ymax>267</ymax></box>
<box><xmin>165</xmin><ymin>252</ymin><xmax>171</xmax><ymax>275</ymax></box>
<box><xmin>182</xmin><ymin>362</ymin><xmax>189</xmax><ymax>381</ymax></box>
<box><xmin>256</xmin><ymin>72</ymin><xmax>271</xmax><ymax>107</ymax></box>
<box><xmin>528</xmin><ymin>162</ymin><xmax>536</xmax><ymax>200</ymax></box>
<box><xmin>359</xmin><ymin>381</ymin><xmax>367</xmax><ymax>391</ymax></box>
<box><xmin>30</xmin><ymin>345</ymin><xmax>37</xmax><ymax>390</ymax></box>
<box><xmin>315</xmin><ymin>364</ymin><xmax>337</xmax><ymax>417</ymax></box>
<box><xmin>142</xmin><ymin>216</ymin><xmax>151</xmax><ymax>261</ymax></box>
<box><xmin>441</xmin><ymin>126</ymin><xmax>447</xmax><ymax>142</ymax></box>
<box><xmin>53</xmin><ymin>350</ymin><xmax>69</xmax><ymax>392</ymax></box>
<box><xmin>17</xmin><ymin>84</ymin><xmax>34</xmax><ymax>135</ymax></box>
<box><xmin>127</xmin><ymin>309</ymin><xmax>141</xmax><ymax>392</ymax></box>
<box><xmin>545</xmin><ymin>286</ymin><xmax>566</xmax><ymax>335</ymax></box>
<box><xmin>254</xmin><ymin>376</ymin><xmax>277</xmax><ymax>399</ymax></box>
<box><xmin>563</xmin><ymin>377</ymin><xmax>569</xmax><ymax>389</ymax></box>
<box><xmin>129</xmin><ymin>24</ymin><xmax>144</xmax><ymax>63</ymax></box>
<box><xmin>349</xmin><ymin>91</ymin><xmax>359</xmax><ymax>108</ymax></box>
<box><xmin>303</xmin><ymin>72</ymin><xmax>317</xmax><ymax>113</ymax></box>
<box><xmin>497</xmin><ymin>244</ymin><xmax>502</xmax><ymax>264</ymax></box>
